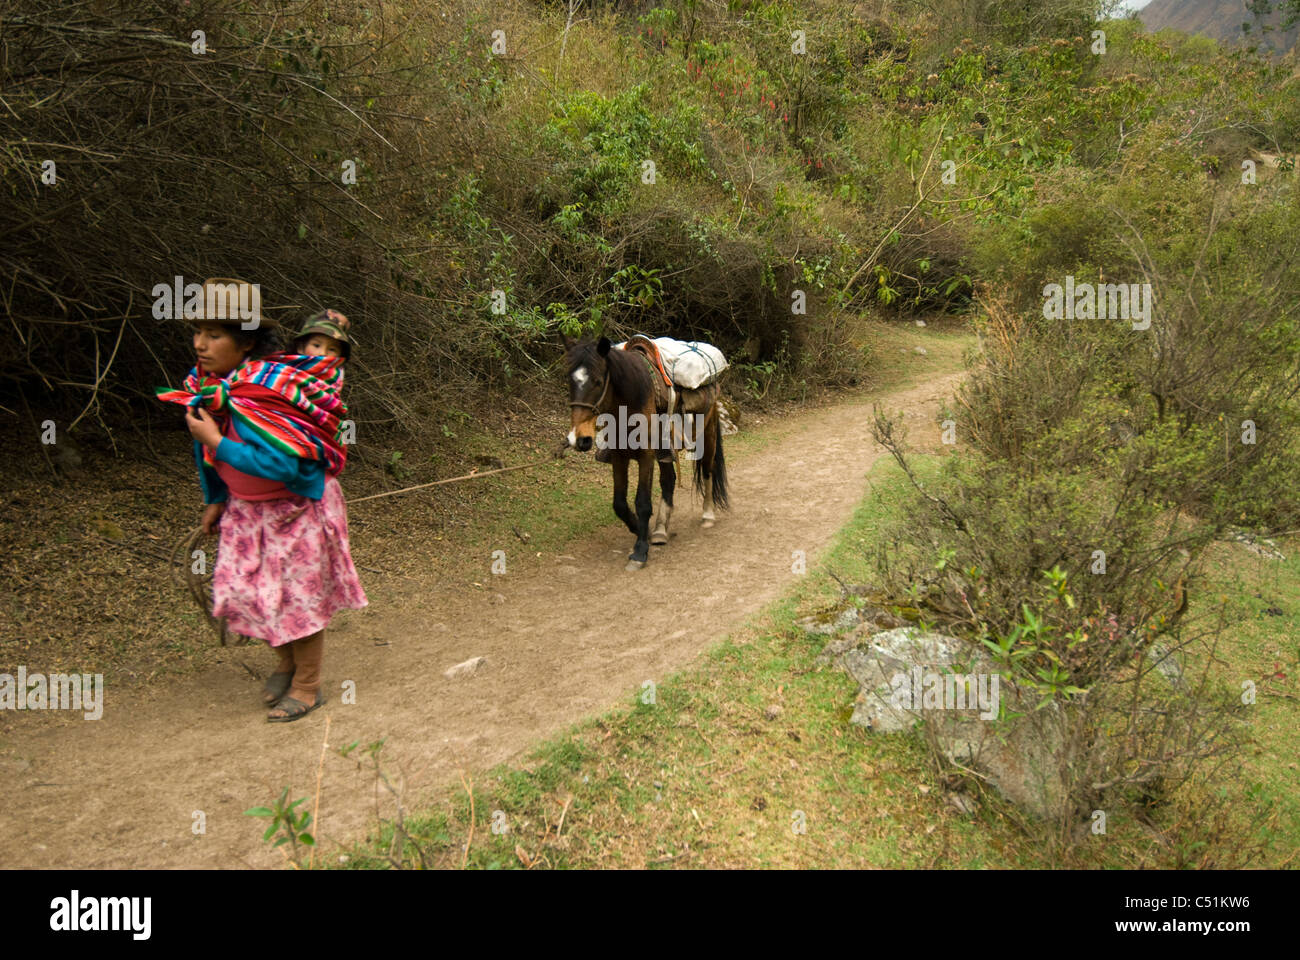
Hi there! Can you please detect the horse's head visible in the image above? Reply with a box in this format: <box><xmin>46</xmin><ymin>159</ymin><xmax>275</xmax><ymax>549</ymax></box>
<box><xmin>562</xmin><ymin>335</ymin><xmax>613</xmax><ymax>451</ymax></box>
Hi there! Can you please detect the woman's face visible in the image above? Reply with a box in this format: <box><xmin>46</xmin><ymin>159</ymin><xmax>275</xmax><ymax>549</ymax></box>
<box><xmin>193</xmin><ymin>323</ymin><xmax>251</xmax><ymax>376</ymax></box>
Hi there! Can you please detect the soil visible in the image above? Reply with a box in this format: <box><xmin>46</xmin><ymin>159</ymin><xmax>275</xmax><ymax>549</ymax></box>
<box><xmin>0</xmin><ymin>371</ymin><xmax>963</xmax><ymax>868</ymax></box>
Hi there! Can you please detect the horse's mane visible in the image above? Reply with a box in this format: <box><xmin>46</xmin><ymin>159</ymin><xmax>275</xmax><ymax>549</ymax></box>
<box><xmin>567</xmin><ymin>340</ymin><xmax>652</xmax><ymax>411</ymax></box>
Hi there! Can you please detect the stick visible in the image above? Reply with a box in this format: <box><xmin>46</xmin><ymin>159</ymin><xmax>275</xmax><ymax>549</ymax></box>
<box><xmin>310</xmin><ymin>715</ymin><xmax>331</xmax><ymax>871</ymax></box>
<box><xmin>460</xmin><ymin>771</ymin><xmax>475</xmax><ymax>869</ymax></box>
<box><xmin>649</xmin><ymin>848</ymin><xmax>692</xmax><ymax>865</ymax></box>
<box><xmin>347</xmin><ymin>450</ymin><xmax>566</xmax><ymax>505</ymax></box>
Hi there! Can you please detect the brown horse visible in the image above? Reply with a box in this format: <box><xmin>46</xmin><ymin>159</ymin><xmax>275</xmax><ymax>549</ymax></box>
<box><xmin>562</xmin><ymin>335</ymin><xmax>729</xmax><ymax>570</ymax></box>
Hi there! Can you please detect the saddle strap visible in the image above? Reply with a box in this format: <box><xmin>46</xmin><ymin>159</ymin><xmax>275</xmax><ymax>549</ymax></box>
<box><xmin>624</xmin><ymin>334</ymin><xmax>673</xmax><ymax>388</ymax></box>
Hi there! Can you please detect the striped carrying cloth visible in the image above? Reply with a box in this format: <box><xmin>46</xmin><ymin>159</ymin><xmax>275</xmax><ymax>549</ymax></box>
<box><xmin>156</xmin><ymin>354</ymin><xmax>349</xmax><ymax>476</ymax></box>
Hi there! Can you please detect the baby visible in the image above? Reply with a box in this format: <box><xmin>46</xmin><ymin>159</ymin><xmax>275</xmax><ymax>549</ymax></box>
<box><xmin>292</xmin><ymin>308</ymin><xmax>352</xmax><ymax>362</ymax></box>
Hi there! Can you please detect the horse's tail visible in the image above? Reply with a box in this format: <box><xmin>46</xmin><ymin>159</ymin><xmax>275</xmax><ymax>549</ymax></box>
<box><xmin>695</xmin><ymin>411</ymin><xmax>729</xmax><ymax>510</ymax></box>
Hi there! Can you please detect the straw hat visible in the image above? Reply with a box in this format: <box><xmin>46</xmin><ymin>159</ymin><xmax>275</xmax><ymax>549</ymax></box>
<box><xmin>293</xmin><ymin>308</ymin><xmax>353</xmax><ymax>359</ymax></box>
<box><xmin>181</xmin><ymin>277</ymin><xmax>281</xmax><ymax>328</ymax></box>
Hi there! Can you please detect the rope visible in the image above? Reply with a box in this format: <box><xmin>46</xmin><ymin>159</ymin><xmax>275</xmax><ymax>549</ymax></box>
<box><xmin>629</xmin><ymin>333</ymin><xmax>726</xmax><ymax>388</ymax></box>
<box><xmin>169</xmin><ymin>523</ymin><xmax>231</xmax><ymax>646</ymax></box>
<box><xmin>346</xmin><ymin>446</ymin><xmax>567</xmax><ymax>505</ymax></box>
<box><xmin>170</xmin><ymin>443</ymin><xmax>570</xmax><ymax>642</ymax></box>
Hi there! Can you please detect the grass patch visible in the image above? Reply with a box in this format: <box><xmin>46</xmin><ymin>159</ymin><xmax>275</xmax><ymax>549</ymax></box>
<box><xmin>337</xmin><ymin>451</ymin><xmax>1298</xmax><ymax>869</ymax></box>
<box><xmin>338</xmin><ymin>456</ymin><xmax>1040</xmax><ymax>869</ymax></box>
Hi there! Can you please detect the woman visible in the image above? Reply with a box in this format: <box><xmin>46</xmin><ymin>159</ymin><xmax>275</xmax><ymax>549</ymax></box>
<box><xmin>156</xmin><ymin>278</ymin><xmax>367</xmax><ymax>721</ymax></box>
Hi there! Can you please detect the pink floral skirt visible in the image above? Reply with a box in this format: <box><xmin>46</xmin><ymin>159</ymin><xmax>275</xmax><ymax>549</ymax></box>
<box><xmin>212</xmin><ymin>475</ymin><xmax>368</xmax><ymax>646</ymax></box>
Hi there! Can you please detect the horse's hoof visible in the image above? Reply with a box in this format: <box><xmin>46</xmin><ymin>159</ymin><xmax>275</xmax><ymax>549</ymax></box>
<box><xmin>650</xmin><ymin>531</ymin><xmax>668</xmax><ymax>545</ymax></box>
<box><xmin>701</xmin><ymin>519</ymin><xmax>715</xmax><ymax>529</ymax></box>
<box><xmin>625</xmin><ymin>559</ymin><xmax>646</xmax><ymax>571</ymax></box>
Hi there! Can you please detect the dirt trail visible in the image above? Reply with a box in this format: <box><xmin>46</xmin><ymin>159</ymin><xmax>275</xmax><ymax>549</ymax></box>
<box><xmin>0</xmin><ymin>371</ymin><xmax>962</xmax><ymax>868</ymax></box>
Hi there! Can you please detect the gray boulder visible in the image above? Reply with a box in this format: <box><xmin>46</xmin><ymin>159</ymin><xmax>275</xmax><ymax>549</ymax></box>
<box><xmin>832</xmin><ymin>626</ymin><xmax>1067</xmax><ymax>818</ymax></box>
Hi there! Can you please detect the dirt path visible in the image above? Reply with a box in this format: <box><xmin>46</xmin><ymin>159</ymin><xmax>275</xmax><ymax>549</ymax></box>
<box><xmin>0</xmin><ymin>371</ymin><xmax>962</xmax><ymax>868</ymax></box>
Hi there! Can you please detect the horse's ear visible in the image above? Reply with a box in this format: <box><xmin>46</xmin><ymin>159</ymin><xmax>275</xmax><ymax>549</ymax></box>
<box><xmin>597</xmin><ymin>336</ymin><xmax>611</xmax><ymax>356</ymax></box>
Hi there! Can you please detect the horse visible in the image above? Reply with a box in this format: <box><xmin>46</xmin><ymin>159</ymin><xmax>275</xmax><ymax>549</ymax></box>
<box><xmin>562</xmin><ymin>334</ymin><xmax>729</xmax><ymax>570</ymax></box>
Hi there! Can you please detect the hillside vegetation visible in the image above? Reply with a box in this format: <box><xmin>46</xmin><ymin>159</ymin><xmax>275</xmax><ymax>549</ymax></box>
<box><xmin>4</xmin><ymin>0</ymin><xmax>1297</xmax><ymax>441</ymax></box>
<box><xmin>3</xmin><ymin>0</ymin><xmax>1299</xmax><ymax>866</ymax></box>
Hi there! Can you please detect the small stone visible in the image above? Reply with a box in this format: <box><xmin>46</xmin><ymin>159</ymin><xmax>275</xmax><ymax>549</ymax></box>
<box><xmin>947</xmin><ymin>793</ymin><xmax>978</xmax><ymax>815</ymax></box>
<box><xmin>444</xmin><ymin>656</ymin><xmax>487</xmax><ymax>679</ymax></box>
<box><xmin>764</xmin><ymin>704</ymin><xmax>783</xmax><ymax>720</ymax></box>
<box><xmin>913</xmin><ymin>346</ymin><xmax>928</xmax><ymax>355</ymax></box>
<box><xmin>915</xmin><ymin>319</ymin><xmax>927</xmax><ymax>327</ymax></box>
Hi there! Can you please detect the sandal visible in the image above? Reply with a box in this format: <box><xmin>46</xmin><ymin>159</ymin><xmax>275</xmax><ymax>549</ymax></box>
<box><xmin>267</xmin><ymin>691</ymin><xmax>326</xmax><ymax>723</ymax></box>
<box><xmin>262</xmin><ymin>671</ymin><xmax>295</xmax><ymax>705</ymax></box>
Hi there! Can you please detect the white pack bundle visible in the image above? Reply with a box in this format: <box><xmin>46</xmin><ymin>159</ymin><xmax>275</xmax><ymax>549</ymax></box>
<box><xmin>614</xmin><ymin>336</ymin><xmax>729</xmax><ymax>389</ymax></box>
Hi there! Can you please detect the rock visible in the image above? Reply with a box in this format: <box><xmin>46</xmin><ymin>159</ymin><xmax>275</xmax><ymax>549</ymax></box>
<box><xmin>1226</xmin><ymin>530</ymin><xmax>1285</xmax><ymax>560</ymax></box>
<box><xmin>913</xmin><ymin>346</ymin><xmax>928</xmax><ymax>355</ymax></box>
<box><xmin>444</xmin><ymin>656</ymin><xmax>487</xmax><ymax>679</ymax></box>
<box><xmin>915</xmin><ymin>319</ymin><xmax>927</xmax><ymax>327</ymax></box>
<box><xmin>764</xmin><ymin>704</ymin><xmax>783</xmax><ymax>721</ymax></box>
<box><xmin>837</xmin><ymin>626</ymin><xmax>1066</xmax><ymax>819</ymax></box>
<box><xmin>947</xmin><ymin>792</ymin><xmax>978</xmax><ymax>815</ymax></box>
<box><xmin>795</xmin><ymin>605</ymin><xmax>862</xmax><ymax>636</ymax></box>
<box><xmin>815</xmin><ymin>628</ymin><xmax>871</xmax><ymax>665</ymax></box>
<box><xmin>1146</xmin><ymin>641</ymin><xmax>1186</xmax><ymax>691</ymax></box>
<box><xmin>718</xmin><ymin>398</ymin><xmax>740</xmax><ymax>436</ymax></box>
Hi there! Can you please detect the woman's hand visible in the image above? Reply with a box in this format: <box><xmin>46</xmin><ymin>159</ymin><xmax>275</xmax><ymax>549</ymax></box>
<box><xmin>186</xmin><ymin>406</ymin><xmax>223</xmax><ymax>449</ymax></box>
<box><xmin>201</xmin><ymin>502</ymin><xmax>225</xmax><ymax>536</ymax></box>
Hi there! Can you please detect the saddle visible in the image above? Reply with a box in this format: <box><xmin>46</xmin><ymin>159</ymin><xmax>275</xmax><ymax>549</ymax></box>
<box><xmin>588</xmin><ymin>337</ymin><xmax>675</xmax><ymax>465</ymax></box>
<box><xmin>620</xmin><ymin>335</ymin><xmax>719</xmax><ymax>463</ymax></box>
<box><xmin>622</xmin><ymin>335</ymin><xmax>673</xmax><ymax>389</ymax></box>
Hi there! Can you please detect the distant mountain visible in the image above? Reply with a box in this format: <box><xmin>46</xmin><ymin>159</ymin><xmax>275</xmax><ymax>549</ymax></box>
<box><xmin>1139</xmin><ymin>0</ymin><xmax>1300</xmax><ymax>53</ymax></box>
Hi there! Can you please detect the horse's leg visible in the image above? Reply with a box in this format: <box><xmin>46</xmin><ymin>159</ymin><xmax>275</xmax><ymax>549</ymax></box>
<box><xmin>651</xmin><ymin>457</ymin><xmax>675</xmax><ymax>545</ymax></box>
<box><xmin>700</xmin><ymin>407</ymin><xmax>717</xmax><ymax>528</ymax></box>
<box><xmin>627</xmin><ymin>453</ymin><xmax>654</xmax><ymax>569</ymax></box>
<box><xmin>611</xmin><ymin>453</ymin><xmax>636</xmax><ymax>535</ymax></box>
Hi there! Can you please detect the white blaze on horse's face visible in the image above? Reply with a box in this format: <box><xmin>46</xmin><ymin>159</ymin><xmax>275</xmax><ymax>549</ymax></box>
<box><xmin>569</xmin><ymin>362</ymin><xmax>601</xmax><ymax>450</ymax></box>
